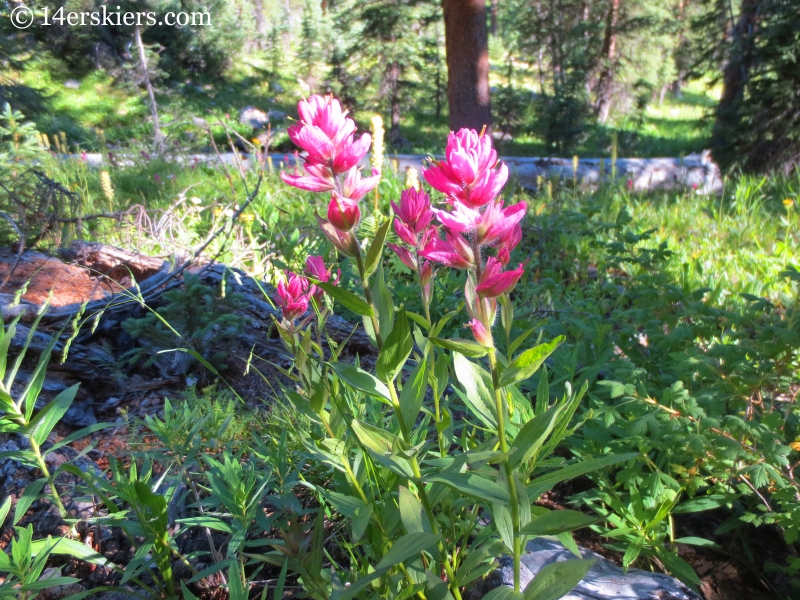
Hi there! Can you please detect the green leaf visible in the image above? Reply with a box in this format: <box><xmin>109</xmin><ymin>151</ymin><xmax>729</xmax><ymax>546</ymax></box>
<box><xmin>337</xmin><ymin>532</ymin><xmax>441</xmax><ymax>599</ymax></box>
<box><xmin>377</xmin><ymin>532</ymin><xmax>441</xmax><ymax>570</ymax></box>
<box><xmin>452</xmin><ymin>352</ymin><xmax>497</xmax><ymax>429</ymax></box>
<box><xmin>508</xmin><ymin>403</ymin><xmax>561</xmax><ymax>469</ymax></box>
<box><xmin>527</xmin><ymin>453</ymin><xmax>638</xmax><ymax>500</ymax></box>
<box><xmin>374</xmin><ymin>263</ymin><xmax>395</xmax><ymax>339</ymax></box>
<box><xmin>425</xmin><ymin>473</ymin><xmax>510</xmax><ymax>505</ymax></box>
<box><xmin>350</xmin><ymin>419</ymin><xmax>416</xmax><ymax>478</ymax></box>
<box><xmin>535</xmin><ymin>364</ymin><xmax>549</xmax><ymax>415</ymax></box>
<box><xmin>317</xmin><ymin>282</ymin><xmax>374</xmax><ymax>317</ymax></box>
<box><xmin>509</xmin><ymin>324</ymin><xmax>545</xmax><ymax>357</ymax></box>
<box><xmin>0</xmin><ymin>496</ymin><xmax>10</xmax><ymax>526</ymax></box>
<box><xmin>177</xmin><ymin>517</ymin><xmax>234</xmax><ymax>533</ymax></box>
<box><xmin>364</xmin><ymin>216</ymin><xmax>393</xmax><ymax>278</ymax></box>
<box><xmin>26</xmin><ymin>384</ymin><xmax>79</xmax><ymax>447</ymax></box>
<box><xmin>21</xmin><ymin>577</ymin><xmax>80</xmax><ymax>591</ymax></box>
<box><xmin>30</xmin><ymin>537</ymin><xmax>118</xmax><ymax>568</ymax></box>
<box><xmin>429</xmin><ymin>337</ymin><xmax>489</xmax><ymax>358</ymax></box>
<box><xmin>13</xmin><ymin>479</ymin><xmax>46</xmax><ymax>525</ymax></box>
<box><xmin>400</xmin><ymin>357</ymin><xmax>428</xmax><ymax>431</ymax></box>
<box><xmin>331</xmin><ymin>362</ymin><xmax>391</xmax><ymax>401</ymax></box>
<box><xmin>672</xmin><ymin>536</ymin><xmax>720</xmax><ymax>549</ymax></box>
<box><xmin>494</xmin><ymin>502</ymin><xmax>515</xmax><ymax>552</ymax></box>
<box><xmin>483</xmin><ymin>588</ymin><xmax>524</xmax><ymax>600</ymax></box>
<box><xmin>673</xmin><ymin>494</ymin><xmax>738</xmax><ymax>514</ymax></box>
<box><xmin>520</xmin><ymin>510</ymin><xmax>598</xmax><ymax>536</ymax></box>
<box><xmin>523</xmin><ymin>559</ymin><xmax>596</xmax><ymax>600</ymax></box>
<box><xmin>377</xmin><ymin>307</ymin><xmax>413</xmax><ymax>382</ymax></box>
<box><xmin>500</xmin><ymin>337</ymin><xmax>564</xmax><ymax>387</ymax></box>
<box><xmin>622</xmin><ymin>537</ymin><xmax>645</xmax><ymax>569</ymax></box>
<box><xmin>399</xmin><ymin>485</ymin><xmax>430</xmax><ymax>534</ymax></box>
<box><xmin>657</xmin><ymin>551</ymin><xmax>701</xmax><ymax>588</ymax></box>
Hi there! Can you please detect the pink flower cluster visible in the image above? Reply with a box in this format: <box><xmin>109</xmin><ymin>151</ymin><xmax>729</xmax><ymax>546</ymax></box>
<box><xmin>280</xmin><ymin>95</ymin><xmax>380</xmax><ymax>256</ymax></box>
<box><xmin>387</xmin><ymin>187</ymin><xmax>436</xmax><ymax>306</ymax></box>
<box><xmin>275</xmin><ymin>256</ymin><xmax>339</xmax><ymax>323</ymax></box>
<box><xmin>388</xmin><ymin>128</ymin><xmax>527</xmax><ymax>346</ymax></box>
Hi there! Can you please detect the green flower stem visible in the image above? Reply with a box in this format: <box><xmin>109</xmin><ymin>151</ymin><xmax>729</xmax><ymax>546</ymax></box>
<box><xmin>30</xmin><ymin>438</ymin><xmax>67</xmax><ymax>516</ymax></box>
<box><xmin>353</xmin><ymin>238</ymin><xmax>383</xmax><ymax>348</ymax></box>
<box><xmin>387</xmin><ymin>381</ymin><xmax>463</xmax><ymax>600</ymax></box>
<box><xmin>488</xmin><ymin>348</ymin><xmax>522</xmax><ymax>592</ymax></box>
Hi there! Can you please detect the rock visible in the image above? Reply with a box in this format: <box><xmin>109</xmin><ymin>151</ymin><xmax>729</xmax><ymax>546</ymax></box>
<box><xmin>270</xmin><ymin>82</ymin><xmax>284</xmax><ymax>93</ymax></box>
<box><xmin>477</xmin><ymin>538</ymin><xmax>702</xmax><ymax>600</ymax></box>
<box><xmin>239</xmin><ymin>106</ymin><xmax>270</xmax><ymax>130</ymax></box>
<box><xmin>64</xmin><ymin>79</ymin><xmax>80</xmax><ymax>90</ymax></box>
<box><xmin>267</xmin><ymin>109</ymin><xmax>287</xmax><ymax>122</ymax></box>
<box><xmin>63</xmin><ymin>399</ymin><xmax>98</xmax><ymax>427</ymax></box>
<box><xmin>492</xmin><ymin>131</ymin><xmax>514</xmax><ymax>142</ymax></box>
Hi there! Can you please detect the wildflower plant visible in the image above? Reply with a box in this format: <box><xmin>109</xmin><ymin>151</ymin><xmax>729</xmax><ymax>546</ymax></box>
<box><xmin>271</xmin><ymin>95</ymin><xmax>634</xmax><ymax>600</ymax></box>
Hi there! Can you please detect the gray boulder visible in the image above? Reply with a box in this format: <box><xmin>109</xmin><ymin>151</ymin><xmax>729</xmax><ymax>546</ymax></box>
<box><xmin>473</xmin><ymin>538</ymin><xmax>702</xmax><ymax>600</ymax></box>
<box><xmin>239</xmin><ymin>106</ymin><xmax>269</xmax><ymax>130</ymax></box>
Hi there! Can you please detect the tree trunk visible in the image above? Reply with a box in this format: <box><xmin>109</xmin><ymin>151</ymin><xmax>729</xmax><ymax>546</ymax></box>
<box><xmin>388</xmin><ymin>61</ymin><xmax>401</xmax><ymax>144</ymax></box>
<box><xmin>252</xmin><ymin>0</ymin><xmax>267</xmax><ymax>49</ymax></box>
<box><xmin>134</xmin><ymin>25</ymin><xmax>164</xmax><ymax>156</ymax></box>
<box><xmin>442</xmin><ymin>0</ymin><xmax>492</xmax><ymax>133</ymax></box>
<box><xmin>711</xmin><ymin>0</ymin><xmax>760</xmax><ymax>160</ymax></box>
<box><xmin>594</xmin><ymin>0</ymin><xmax>620</xmax><ymax>124</ymax></box>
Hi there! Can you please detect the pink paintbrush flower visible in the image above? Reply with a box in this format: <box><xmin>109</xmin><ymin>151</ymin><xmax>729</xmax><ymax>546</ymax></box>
<box><xmin>327</xmin><ymin>192</ymin><xmax>361</xmax><ymax>232</ymax></box>
<box><xmin>494</xmin><ymin>223</ymin><xmax>523</xmax><ymax>265</ymax></box>
<box><xmin>286</xmin><ymin>95</ymin><xmax>371</xmax><ymax>174</ymax></box>
<box><xmin>316</xmin><ymin>213</ymin><xmax>358</xmax><ymax>257</ymax></box>
<box><xmin>275</xmin><ymin>272</ymin><xmax>312</xmax><ymax>321</ymax></box>
<box><xmin>467</xmin><ymin>318</ymin><xmax>492</xmax><ymax>347</ymax></box>
<box><xmin>421</xmin><ymin>230</ymin><xmax>475</xmax><ymax>269</ymax></box>
<box><xmin>423</xmin><ymin>128</ymin><xmax>508</xmax><ymax>209</ymax></box>
<box><xmin>476</xmin><ymin>257</ymin><xmax>524</xmax><ymax>298</ymax></box>
<box><xmin>477</xmin><ymin>199</ymin><xmax>527</xmax><ymax>246</ymax></box>
<box><xmin>391</xmin><ymin>187</ymin><xmax>434</xmax><ymax>235</ymax></box>
<box><xmin>387</xmin><ymin>243</ymin><xmax>417</xmax><ymax>270</ymax></box>
<box><xmin>280</xmin><ymin>162</ymin><xmax>335</xmax><ymax>193</ymax></box>
<box><xmin>342</xmin><ymin>167</ymin><xmax>381</xmax><ymax>201</ymax></box>
<box><xmin>434</xmin><ymin>201</ymin><xmax>482</xmax><ymax>234</ymax></box>
<box><xmin>304</xmin><ymin>255</ymin><xmax>339</xmax><ymax>303</ymax></box>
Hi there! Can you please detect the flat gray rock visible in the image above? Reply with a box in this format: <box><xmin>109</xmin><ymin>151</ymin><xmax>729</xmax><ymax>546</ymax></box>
<box><xmin>480</xmin><ymin>538</ymin><xmax>702</xmax><ymax>600</ymax></box>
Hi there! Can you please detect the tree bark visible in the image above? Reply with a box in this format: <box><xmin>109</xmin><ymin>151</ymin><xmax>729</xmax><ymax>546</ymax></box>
<box><xmin>713</xmin><ymin>0</ymin><xmax>760</xmax><ymax>145</ymax></box>
<box><xmin>442</xmin><ymin>0</ymin><xmax>492</xmax><ymax>133</ymax></box>
<box><xmin>251</xmin><ymin>0</ymin><xmax>267</xmax><ymax>50</ymax></box>
<box><xmin>388</xmin><ymin>60</ymin><xmax>401</xmax><ymax>144</ymax></box>
<box><xmin>594</xmin><ymin>0</ymin><xmax>620</xmax><ymax>124</ymax></box>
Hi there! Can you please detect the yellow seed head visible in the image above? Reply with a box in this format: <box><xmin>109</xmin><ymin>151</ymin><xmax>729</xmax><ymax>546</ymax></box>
<box><xmin>371</xmin><ymin>115</ymin><xmax>384</xmax><ymax>175</ymax></box>
<box><xmin>405</xmin><ymin>167</ymin><xmax>419</xmax><ymax>191</ymax></box>
<box><xmin>572</xmin><ymin>155</ymin><xmax>579</xmax><ymax>175</ymax></box>
<box><xmin>100</xmin><ymin>171</ymin><xmax>114</xmax><ymax>202</ymax></box>
<box><xmin>783</xmin><ymin>198</ymin><xmax>794</xmax><ymax>208</ymax></box>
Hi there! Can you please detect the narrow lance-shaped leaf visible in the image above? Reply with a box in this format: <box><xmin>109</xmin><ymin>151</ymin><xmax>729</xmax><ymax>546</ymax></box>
<box><xmin>500</xmin><ymin>336</ymin><xmax>564</xmax><ymax>387</ymax></box>
<box><xmin>316</xmin><ymin>282</ymin><xmax>374</xmax><ymax>317</ymax></box>
<box><xmin>364</xmin><ymin>216</ymin><xmax>393</xmax><ymax>278</ymax></box>
<box><xmin>377</xmin><ymin>307</ymin><xmax>413</xmax><ymax>382</ymax></box>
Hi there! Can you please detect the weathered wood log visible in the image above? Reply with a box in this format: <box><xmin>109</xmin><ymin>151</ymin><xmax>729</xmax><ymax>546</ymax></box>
<box><xmin>70</xmin><ymin>151</ymin><xmax>724</xmax><ymax>194</ymax></box>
